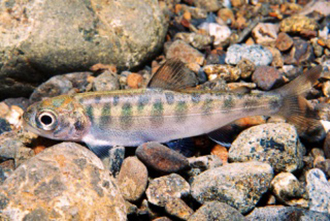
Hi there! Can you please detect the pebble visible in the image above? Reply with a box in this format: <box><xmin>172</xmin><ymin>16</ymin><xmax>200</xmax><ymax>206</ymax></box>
<box><xmin>0</xmin><ymin>160</ymin><xmax>15</xmax><ymax>185</ymax></box>
<box><xmin>117</xmin><ymin>157</ymin><xmax>148</xmax><ymax>202</ymax></box>
<box><xmin>188</xmin><ymin>201</ymin><xmax>245</xmax><ymax>221</ymax></box>
<box><xmin>299</xmin><ymin>0</ymin><xmax>330</xmax><ymax>17</ymax></box>
<box><xmin>198</xmin><ymin>22</ymin><xmax>231</xmax><ymax>46</ymax></box>
<box><xmin>166</xmin><ymin>40</ymin><xmax>205</xmax><ymax>65</ymax></box>
<box><xmin>252</xmin><ymin>66</ymin><xmax>285</xmax><ymax>91</ymax></box>
<box><xmin>217</xmin><ymin>8</ymin><xmax>235</xmax><ymax>27</ymax></box>
<box><xmin>229</xmin><ymin>123</ymin><xmax>305</xmax><ymax>173</ymax></box>
<box><xmin>266</xmin><ymin>47</ymin><xmax>284</xmax><ymax>67</ymax></box>
<box><xmin>252</xmin><ymin>23</ymin><xmax>278</xmax><ymax>45</ymax></box>
<box><xmin>146</xmin><ymin>173</ymin><xmax>190</xmax><ymax>207</ymax></box>
<box><xmin>191</xmin><ymin>161</ymin><xmax>274</xmax><ymax>214</ymax></box>
<box><xmin>0</xmin><ymin>118</ymin><xmax>11</xmax><ymax>135</ymax></box>
<box><xmin>101</xmin><ymin>145</ymin><xmax>125</xmax><ymax>177</ymax></box>
<box><xmin>280</xmin><ymin>15</ymin><xmax>319</xmax><ymax>33</ymax></box>
<box><xmin>246</xmin><ymin>206</ymin><xmax>330</xmax><ymax>220</ymax></box>
<box><xmin>225</xmin><ymin>44</ymin><xmax>273</xmax><ymax>66</ymax></box>
<box><xmin>164</xmin><ymin>198</ymin><xmax>194</xmax><ymax>220</ymax></box>
<box><xmin>203</xmin><ymin>64</ymin><xmax>241</xmax><ymax>82</ymax></box>
<box><xmin>93</xmin><ymin>70</ymin><xmax>120</xmax><ymax>91</ymax></box>
<box><xmin>322</xmin><ymin>81</ymin><xmax>330</xmax><ymax>97</ymax></box>
<box><xmin>284</xmin><ymin>38</ymin><xmax>314</xmax><ymax>65</ymax></box>
<box><xmin>174</xmin><ymin>32</ymin><xmax>212</xmax><ymax>50</ymax></box>
<box><xmin>237</xmin><ymin>58</ymin><xmax>255</xmax><ymax>79</ymax></box>
<box><xmin>0</xmin><ymin>142</ymin><xmax>127</xmax><ymax>220</ymax></box>
<box><xmin>136</xmin><ymin>142</ymin><xmax>189</xmax><ymax>174</ymax></box>
<box><xmin>270</xmin><ymin>172</ymin><xmax>304</xmax><ymax>206</ymax></box>
<box><xmin>306</xmin><ymin>168</ymin><xmax>330</xmax><ymax>214</ymax></box>
<box><xmin>192</xmin><ymin>0</ymin><xmax>222</xmax><ymax>12</ymax></box>
<box><xmin>314</xmin><ymin>159</ymin><xmax>330</xmax><ymax>179</ymax></box>
<box><xmin>127</xmin><ymin>73</ymin><xmax>144</xmax><ymax>89</ymax></box>
<box><xmin>275</xmin><ymin>32</ymin><xmax>293</xmax><ymax>51</ymax></box>
<box><xmin>210</xmin><ymin>145</ymin><xmax>228</xmax><ymax>164</ymax></box>
<box><xmin>176</xmin><ymin>4</ymin><xmax>208</xmax><ymax>19</ymax></box>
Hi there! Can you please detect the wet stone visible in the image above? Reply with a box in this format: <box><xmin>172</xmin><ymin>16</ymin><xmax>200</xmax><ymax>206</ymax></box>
<box><xmin>275</xmin><ymin>32</ymin><xmax>293</xmax><ymax>51</ymax></box>
<box><xmin>93</xmin><ymin>70</ymin><xmax>120</xmax><ymax>91</ymax></box>
<box><xmin>101</xmin><ymin>145</ymin><xmax>125</xmax><ymax>177</ymax></box>
<box><xmin>136</xmin><ymin>142</ymin><xmax>189</xmax><ymax>174</ymax></box>
<box><xmin>280</xmin><ymin>15</ymin><xmax>319</xmax><ymax>33</ymax></box>
<box><xmin>117</xmin><ymin>157</ymin><xmax>148</xmax><ymax>202</ymax></box>
<box><xmin>252</xmin><ymin>23</ymin><xmax>278</xmax><ymax>45</ymax></box>
<box><xmin>225</xmin><ymin>44</ymin><xmax>273</xmax><ymax>66</ymax></box>
<box><xmin>166</xmin><ymin>40</ymin><xmax>205</xmax><ymax>65</ymax></box>
<box><xmin>306</xmin><ymin>168</ymin><xmax>330</xmax><ymax>214</ymax></box>
<box><xmin>191</xmin><ymin>161</ymin><xmax>274</xmax><ymax>214</ymax></box>
<box><xmin>164</xmin><ymin>198</ymin><xmax>193</xmax><ymax>220</ymax></box>
<box><xmin>252</xmin><ymin>66</ymin><xmax>285</xmax><ymax>91</ymax></box>
<box><xmin>188</xmin><ymin>201</ymin><xmax>245</xmax><ymax>221</ymax></box>
<box><xmin>146</xmin><ymin>173</ymin><xmax>190</xmax><ymax>207</ymax></box>
<box><xmin>0</xmin><ymin>142</ymin><xmax>127</xmax><ymax>220</ymax></box>
<box><xmin>229</xmin><ymin>123</ymin><xmax>305</xmax><ymax>173</ymax></box>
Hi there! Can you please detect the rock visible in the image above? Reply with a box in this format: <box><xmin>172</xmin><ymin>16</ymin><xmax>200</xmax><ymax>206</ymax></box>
<box><xmin>127</xmin><ymin>73</ymin><xmax>144</xmax><ymax>89</ymax></box>
<box><xmin>164</xmin><ymin>198</ymin><xmax>194</xmax><ymax>220</ymax></box>
<box><xmin>0</xmin><ymin>142</ymin><xmax>127</xmax><ymax>220</ymax></box>
<box><xmin>125</xmin><ymin>200</ymin><xmax>138</xmax><ymax>216</ymax></box>
<box><xmin>314</xmin><ymin>159</ymin><xmax>330</xmax><ymax>179</ymax></box>
<box><xmin>191</xmin><ymin>161</ymin><xmax>274</xmax><ymax>214</ymax></box>
<box><xmin>229</xmin><ymin>123</ymin><xmax>305</xmax><ymax>173</ymax></box>
<box><xmin>322</xmin><ymin>80</ymin><xmax>330</xmax><ymax>97</ymax></box>
<box><xmin>101</xmin><ymin>145</ymin><xmax>125</xmax><ymax>177</ymax></box>
<box><xmin>30</xmin><ymin>72</ymin><xmax>92</xmax><ymax>102</ymax></box>
<box><xmin>198</xmin><ymin>23</ymin><xmax>231</xmax><ymax>46</ymax></box>
<box><xmin>117</xmin><ymin>157</ymin><xmax>148</xmax><ymax>202</ymax></box>
<box><xmin>0</xmin><ymin>160</ymin><xmax>15</xmax><ymax>185</ymax></box>
<box><xmin>281</xmin><ymin>65</ymin><xmax>303</xmax><ymax>81</ymax></box>
<box><xmin>0</xmin><ymin>0</ymin><xmax>167</xmax><ymax>100</ymax></box>
<box><xmin>93</xmin><ymin>70</ymin><xmax>120</xmax><ymax>91</ymax></box>
<box><xmin>299</xmin><ymin>0</ymin><xmax>330</xmax><ymax>17</ymax></box>
<box><xmin>136</xmin><ymin>142</ymin><xmax>189</xmax><ymax>174</ymax></box>
<box><xmin>306</xmin><ymin>168</ymin><xmax>330</xmax><ymax>214</ymax></box>
<box><xmin>252</xmin><ymin>66</ymin><xmax>285</xmax><ymax>91</ymax></box>
<box><xmin>275</xmin><ymin>32</ymin><xmax>294</xmax><ymax>51</ymax></box>
<box><xmin>237</xmin><ymin>58</ymin><xmax>255</xmax><ymax>79</ymax></box>
<box><xmin>188</xmin><ymin>201</ymin><xmax>245</xmax><ymax>221</ymax></box>
<box><xmin>225</xmin><ymin>44</ymin><xmax>273</xmax><ymax>66</ymax></box>
<box><xmin>246</xmin><ymin>206</ymin><xmax>330</xmax><ymax>221</ymax></box>
<box><xmin>266</xmin><ymin>47</ymin><xmax>284</xmax><ymax>67</ymax></box>
<box><xmin>192</xmin><ymin>0</ymin><xmax>222</xmax><ymax>12</ymax></box>
<box><xmin>280</xmin><ymin>15</ymin><xmax>319</xmax><ymax>33</ymax></box>
<box><xmin>284</xmin><ymin>38</ymin><xmax>314</xmax><ymax>65</ymax></box>
<box><xmin>166</xmin><ymin>40</ymin><xmax>205</xmax><ymax>65</ymax></box>
<box><xmin>211</xmin><ymin>145</ymin><xmax>228</xmax><ymax>164</ymax></box>
<box><xmin>146</xmin><ymin>173</ymin><xmax>190</xmax><ymax>207</ymax></box>
<box><xmin>311</xmin><ymin>38</ymin><xmax>324</xmax><ymax>58</ymax></box>
<box><xmin>230</xmin><ymin>0</ymin><xmax>245</xmax><ymax>7</ymax></box>
<box><xmin>217</xmin><ymin>8</ymin><xmax>235</xmax><ymax>27</ymax></box>
<box><xmin>252</xmin><ymin>23</ymin><xmax>279</xmax><ymax>45</ymax></box>
<box><xmin>0</xmin><ymin>118</ymin><xmax>11</xmax><ymax>135</ymax></box>
<box><xmin>174</xmin><ymin>32</ymin><xmax>212</xmax><ymax>50</ymax></box>
<box><xmin>176</xmin><ymin>4</ymin><xmax>208</xmax><ymax>19</ymax></box>
<box><xmin>270</xmin><ymin>172</ymin><xmax>305</xmax><ymax>206</ymax></box>
<box><xmin>203</xmin><ymin>64</ymin><xmax>241</xmax><ymax>82</ymax></box>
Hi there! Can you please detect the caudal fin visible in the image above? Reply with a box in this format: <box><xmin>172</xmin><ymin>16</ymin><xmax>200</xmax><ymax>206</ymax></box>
<box><xmin>273</xmin><ymin>65</ymin><xmax>324</xmax><ymax>141</ymax></box>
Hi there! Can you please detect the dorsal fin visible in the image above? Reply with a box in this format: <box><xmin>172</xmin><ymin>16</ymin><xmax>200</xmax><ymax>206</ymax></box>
<box><xmin>146</xmin><ymin>59</ymin><xmax>198</xmax><ymax>90</ymax></box>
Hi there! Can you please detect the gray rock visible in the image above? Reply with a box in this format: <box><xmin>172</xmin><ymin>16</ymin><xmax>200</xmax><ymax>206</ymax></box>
<box><xmin>229</xmin><ymin>123</ymin><xmax>305</xmax><ymax>173</ymax></box>
<box><xmin>164</xmin><ymin>198</ymin><xmax>194</xmax><ymax>220</ymax></box>
<box><xmin>117</xmin><ymin>157</ymin><xmax>148</xmax><ymax>202</ymax></box>
<box><xmin>174</xmin><ymin>32</ymin><xmax>212</xmax><ymax>50</ymax></box>
<box><xmin>101</xmin><ymin>145</ymin><xmax>125</xmax><ymax>177</ymax></box>
<box><xmin>146</xmin><ymin>173</ymin><xmax>190</xmax><ymax>207</ymax></box>
<box><xmin>0</xmin><ymin>118</ymin><xmax>11</xmax><ymax>135</ymax></box>
<box><xmin>192</xmin><ymin>0</ymin><xmax>223</xmax><ymax>12</ymax></box>
<box><xmin>306</xmin><ymin>168</ymin><xmax>330</xmax><ymax>214</ymax></box>
<box><xmin>188</xmin><ymin>201</ymin><xmax>245</xmax><ymax>221</ymax></box>
<box><xmin>246</xmin><ymin>206</ymin><xmax>330</xmax><ymax>221</ymax></box>
<box><xmin>93</xmin><ymin>70</ymin><xmax>120</xmax><ymax>91</ymax></box>
<box><xmin>270</xmin><ymin>172</ymin><xmax>305</xmax><ymax>206</ymax></box>
<box><xmin>0</xmin><ymin>142</ymin><xmax>127</xmax><ymax>220</ymax></box>
<box><xmin>0</xmin><ymin>160</ymin><xmax>15</xmax><ymax>185</ymax></box>
<box><xmin>225</xmin><ymin>44</ymin><xmax>273</xmax><ymax>66</ymax></box>
<box><xmin>0</xmin><ymin>0</ymin><xmax>167</xmax><ymax>99</ymax></box>
<box><xmin>191</xmin><ymin>161</ymin><xmax>274</xmax><ymax>214</ymax></box>
<box><xmin>166</xmin><ymin>40</ymin><xmax>205</xmax><ymax>65</ymax></box>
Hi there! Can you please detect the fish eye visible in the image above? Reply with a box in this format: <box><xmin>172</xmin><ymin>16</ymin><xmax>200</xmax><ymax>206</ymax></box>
<box><xmin>37</xmin><ymin>111</ymin><xmax>57</xmax><ymax>130</ymax></box>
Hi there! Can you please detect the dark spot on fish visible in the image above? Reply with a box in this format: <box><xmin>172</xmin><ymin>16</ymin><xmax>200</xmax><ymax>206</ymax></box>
<box><xmin>120</xmin><ymin>102</ymin><xmax>133</xmax><ymax>129</ymax></box>
<box><xmin>113</xmin><ymin>96</ymin><xmax>120</xmax><ymax>106</ymax></box>
<box><xmin>202</xmin><ymin>98</ymin><xmax>213</xmax><ymax>115</ymax></box>
<box><xmin>138</xmin><ymin>95</ymin><xmax>150</xmax><ymax>111</ymax></box>
<box><xmin>223</xmin><ymin>96</ymin><xmax>235</xmax><ymax>109</ymax></box>
<box><xmin>99</xmin><ymin>116</ymin><xmax>112</xmax><ymax>129</ymax></box>
<box><xmin>243</xmin><ymin>99</ymin><xmax>259</xmax><ymax>112</ymax></box>
<box><xmin>94</xmin><ymin>95</ymin><xmax>102</xmax><ymax>104</ymax></box>
<box><xmin>191</xmin><ymin>93</ymin><xmax>201</xmax><ymax>104</ymax></box>
<box><xmin>102</xmin><ymin>103</ymin><xmax>111</xmax><ymax>116</ymax></box>
<box><xmin>74</xmin><ymin>120</ymin><xmax>85</xmax><ymax>131</ymax></box>
<box><xmin>85</xmin><ymin>105</ymin><xmax>94</xmax><ymax>123</ymax></box>
<box><xmin>52</xmin><ymin>98</ymin><xmax>65</xmax><ymax>107</ymax></box>
<box><xmin>175</xmin><ymin>100</ymin><xmax>187</xmax><ymax>122</ymax></box>
<box><xmin>165</xmin><ymin>92</ymin><xmax>175</xmax><ymax>105</ymax></box>
<box><xmin>269</xmin><ymin>96</ymin><xmax>281</xmax><ymax>111</ymax></box>
<box><xmin>150</xmin><ymin>99</ymin><xmax>164</xmax><ymax>126</ymax></box>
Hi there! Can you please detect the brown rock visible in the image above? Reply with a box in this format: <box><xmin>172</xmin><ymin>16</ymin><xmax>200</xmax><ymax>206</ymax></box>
<box><xmin>324</xmin><ymin>132</ymin><xmax>330</xmax><ymax>159</ymax></box>
<box><xmin>117</xmin><ymin>157</ymin><xmax>148</xmax><ymax>202</ymax></box>
<box><xmin>275</xmin><ymin>32</ymin><xmax>293</xmax><ymax>51</ymax></box>
<box><xmin>164</xmin><ymin>198</ymin><xmax>194</xmax><ymax>220</ymax></box>
<box><xmin>231</xmin><ymin>0</ymin><xmax>245</xmax><ymax>7</ymax></box>
<box><xmin>267</xmin><ymin>47</ymin><xmax>284</xmax><ymax>67</ymax></box>
<box><xmin>127</xmin><ymin>73</ymin><xmax>144</xmax><ymax>89</ymax></box>
<box><xmin>280</xmin><ymin>15</ymin><xmax>318</xmax><ymax>33</ymax></box>
<box><xmin>211</xmin><ymin>145</ymin><xmax>228</xmax><ymax>164</ymax></box>
<box><xmin>237</xmin><ymin>58</ymin><xmax>255</xmax><ymax>79</ymax></box>
<box><xmin>284</xmin><ymin>38</ymin><xmax>314</xmax><ymax>65</ymax></box>
<box><xmin>166</xmin><ymin>40</ymin><xmax>205</xmax><ymax>65</ymax></box>
<box><xmin>252</xmin><ymin>23</ymin><xmax>278</xmax><ymax>45</ymax></box>
<box><xmin>315</xmin><ymin>159</ymin><xmax>330</xmax><ymax>178</ymax></box>
<box><xmin>217</xmin><ymin>8</ymin><xmax>235</xmax><ymax>27</ymax></box>
<box><xmin>136</xmin><ymin>142</ymin><xmax>189</xmax><ymax>173</ymax></box>
<box><xmin>252</xmin><ymin>66</ymin><xmax>285</xmax><ymax>91</ymax></box>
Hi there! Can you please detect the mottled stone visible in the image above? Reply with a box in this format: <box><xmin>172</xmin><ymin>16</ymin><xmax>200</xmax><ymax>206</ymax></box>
<box><xmin>0</xmin><ymin>142</ymin><xmax>126</xmax><ymax>220</ymax></box>
<box><xmin>0</xmin><ymin>118</ymin><xmax>11</xmax><ymax>135</ymax></box>
<box><xmin>314</xmin><ymin>159</ymin><xmax>330</xmax><ymax>179</ymax></box>
<box><xmin>284</xmin><ymin>38</ymin><xmax>314</xmax><ymax>65</ymax></box>
<box><xmin>280</xmin><ymin>15</ymin><xmax>318</xmax><ymax>33</ymax></box>
<box><xmin>203</xmin><ymin>64</ymin><xmax>241</xmax><ymax>82</ymax></box>
<box><xmin>188</xmin><ymin>201</ymin><xmax>245</xmax><ymax>221</ymax></box>
<box><xmin>237</xmin><ymin>58</ymin><xmax>255</xmax><ymax>79</ymax></box>
<box><xmin>127</xmin><ymin>73</ymin><xmax>144</xmax><ymax>89</ymax></box>
<box><xmin>225</xmin><ymin>44</ymin><xmax>273</xmax><ymax>66</ymax></box>
<box><xmin>306</xmin><ymin>168</ymin><xmax>330</xmax><ymax>214</ymax></box>
<box><xmin>270</xmin><ymin>172</ymin><xmax>305</xmax><ymax>206</ymax></box>
<box><xmin>191</xmin><ymin>161</ymin><xmax>274</xmax><ymax>214</ymax></box>
<box><xmin>136</xmin><ymin>142</ymin><xmax>189</xmax><ymax>173</ymax></box>
<box><xmin>93</xmin><ymin>70</ymin><xmax>120</xmax><ymax>91</ymax></box>
<box><xmin>252</xmin><ymin>23</ymin><xmax>278</xmax><ymax>45</ymax></box>
<box><xmin>266</xmin><ymin>47</ymin><xmax>284</xmax><ymax>67</ymax></box>
<box><xmin>146</xmin><ymin>173</ymin><xmax>190</xmax><ymax>207</ymax></box>
<box><xmin>198</xmin><ymin>23</ymin><xmax>231</xmax><ymax>46</ymax></box>
<box><xmin>299</xmin><ymin>0</ymin><xmax>330</xmax><ymax>17</ymax></box>
<box><xmin>275</xmin><ymin>32</ymin><xmax>293</xmax><ymax>51</ymax></box>
<box><xmin>166</xmin><ymin>40</ymin><xmax>205</xmax><ymax>65</ymax></box>
<box><xmin>164</xmin><ymin>198</ymin><xmax>193</xmax><ymax>220</ymax></box>
<box><xmin>229</xmin><ymin>123</ymin><xmax>305</xmax><ymax>173</ymax></box>
<box><xmin>117</xmin><ymin>157</ymin><xmax>148</xmax><ymax>202</ymax></box>
<box><xmin>0</xmin><ymin>160</ymin><xmax>15</xmax><ymax>185</ymax></box>
<box><xmin>102</xmin><ymin>145</ymin><xmax>125</xmax><ymax>177</ymax></box>
<box><xmin>252</xmin><ymin>66</ymin><xmax>284</xmax><ymax>91</ymax></box>
<box><xmin>246</xmin><ymin>206</ymin><xmax>330</xmax><ymax>221</ymax></box>
<box><xmin>174</xmin><ymin>32</ymin><xmax>212</xmax><ymax>50</ymax></box>
<box><xmin>192</xmin><ymin>0</ymin><xmax>222</xmax><ymax>12</ymax></box>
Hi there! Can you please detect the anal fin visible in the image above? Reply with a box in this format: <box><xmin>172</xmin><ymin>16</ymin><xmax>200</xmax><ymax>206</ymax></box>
<box><xmin>85</xmin><ymin>143</ymin><xmax>113</xmax><ymax>159</ymax></box>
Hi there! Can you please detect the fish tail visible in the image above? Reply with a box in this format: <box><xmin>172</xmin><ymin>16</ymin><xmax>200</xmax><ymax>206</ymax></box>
<box><xmin>273</xmin><ymin>65</ymin><xmax>324</xmax><ymax>140</ymax></box>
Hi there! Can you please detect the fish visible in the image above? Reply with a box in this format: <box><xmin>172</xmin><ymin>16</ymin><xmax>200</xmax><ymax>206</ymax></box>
<box><xmin>23</xmin><ymin>59</ymin><xmax>324</xmax><ymax>158</ymax></box>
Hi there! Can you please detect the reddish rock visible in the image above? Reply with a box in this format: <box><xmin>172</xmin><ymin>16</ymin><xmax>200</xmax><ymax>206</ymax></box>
<box><xmin>252</xmin><ymin>66</ymin><xmax>285</xmax><ymax>91</ymax></box>
<box><xmin>127</xmin><ymin>73</ymin><xmax>144</xmax><ymax>89</ymax></box>
<box><xmin>166</xmin><ymin>40</ymin><xmax>205</xmax><ymax>65</ymax></box>
<box><xmin>275</xmin><ymin>32</ymin><xmax>293</xmax><ymax>51</ymax></box>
